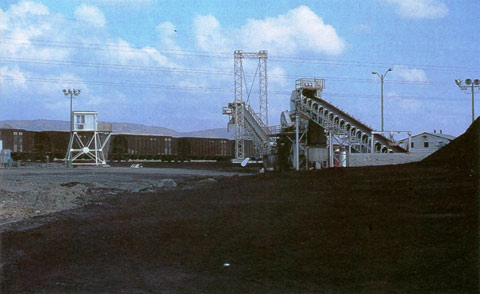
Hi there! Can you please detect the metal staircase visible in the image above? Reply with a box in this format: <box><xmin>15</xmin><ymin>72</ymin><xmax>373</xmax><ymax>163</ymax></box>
<box><xmin>292</xmin><ymin>79</ymin><xmax>406</xmax><ymax>153</ymax></box>
<box><xmin>223</xmin><ymin>101</ymin><xmax>272</xmax><ymax>156</ymax></box>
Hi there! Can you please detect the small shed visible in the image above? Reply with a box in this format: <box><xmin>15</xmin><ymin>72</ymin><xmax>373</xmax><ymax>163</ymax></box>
<box><xmin>73</xmin><ymin>111</ymin><xmax>97</xmax><ymax>132</ymax></box>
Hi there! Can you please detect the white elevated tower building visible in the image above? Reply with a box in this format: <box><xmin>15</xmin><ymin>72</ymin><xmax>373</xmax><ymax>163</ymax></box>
<box><xmin>66</xmin><ymin>111</ymin><xmax>112</xmax><ymax>166</ymax></box>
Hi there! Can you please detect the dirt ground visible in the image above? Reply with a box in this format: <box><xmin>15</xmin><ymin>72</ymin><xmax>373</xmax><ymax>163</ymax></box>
<box><xmin>0</xmin><ymin>119</ymin><xmax>478</xmax><ymax>293</ymax></box>
<box><xmin>0</xmin><ymin>165</ymin><xmax>250</xmax><ymax>226</ymax></box>
<box><xmin>0</xmin><ymin>162</ymin><xmax>477</xmax><ymax>293</ymax></box>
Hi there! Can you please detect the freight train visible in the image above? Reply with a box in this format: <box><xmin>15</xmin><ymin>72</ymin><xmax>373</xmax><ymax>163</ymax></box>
<box><xmin>0</xmin><ymin>128</ymin><xmax>254</xmax><ymax>161</ymax></box>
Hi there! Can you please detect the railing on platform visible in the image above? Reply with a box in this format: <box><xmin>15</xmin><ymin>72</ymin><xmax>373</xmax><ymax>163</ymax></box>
<box><xmin>295</xmin><ymin>78</ymin><xmax>325</xmax><ymax>90</ymax></box>
<box><xmin>268</xmin><ymin>125</ymin><xmax>282</xmax><ymax>136</ymax></box>
<box><xmin>246</xmin><ymin>104</ymin><xmax>269</xmax><ymax>135</ymax></box>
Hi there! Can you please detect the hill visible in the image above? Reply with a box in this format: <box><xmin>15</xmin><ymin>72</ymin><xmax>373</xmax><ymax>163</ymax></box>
<box><xmin>181</xmin><ymin>128</ymin><xmax>234</xmax><ymax>139</ymax></box>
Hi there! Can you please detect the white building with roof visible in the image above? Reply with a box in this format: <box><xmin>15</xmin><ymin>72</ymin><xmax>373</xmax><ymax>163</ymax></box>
<box><xmin>399</xmin><ymin>130</ymin><xmax>455</xmax><ymax>153</ymax></box>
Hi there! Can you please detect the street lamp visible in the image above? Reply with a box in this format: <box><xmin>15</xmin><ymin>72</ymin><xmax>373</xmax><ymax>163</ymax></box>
<box><xmin>455</xmin><ymin>79</ymin><xmax>479</xmax><ymax>123</ymax></box>
<box><xmin>372</xmin><ymin>68</ymin><xmax>392</xmax><ymax>132</ymax></box>
<box><xmin>63</xmin><ymin>89</ymin><xmax>81</xmax><ymax>132</ymax></box>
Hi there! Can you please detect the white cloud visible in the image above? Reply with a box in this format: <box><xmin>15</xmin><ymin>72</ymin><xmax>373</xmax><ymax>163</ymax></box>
<box><xmin>0</xmin><ymin>9</ymin><xmax>8</xmax><ymax>31</ymax></box>
<box><xmin>38</xmin><ymin>73</ymin><xmax>87</xmax><ymax>94</ymax></box>
<box><xmin>386</xmin><ymin>91</ymin><xmax>421</xmax><ymax>112</ymax></box>
<box><xmin>0</xmin><ymin>2</ymin><xmax>340</xmax><ymax>129</ymax></box>
<box><xmin>39</xmin><ymin>73</ymin><xmax>90</xmax><ymax>110</ymax></box>
<box><xmin>1</xmin><ymin>25</ymin><xmax>70</xmax><ymax>61</ymax></box>
<box><xmin>0</xmin><ymin>66</ymin><xmax>27</xmax><ymax>88</ymax></box>
<box><xmin>156</xmin><ymin>21</ymin><xmax>180</xmax><ymax>50</ymax></box>
<box><xmin>239</xmin><ymin>6</ymin><xmax>345</xmax><ymax>55</ymax></box>
<box><xmin>193</xmin><ymin>15</ymin><xmax>231</xmax><ymax>52</ymax></box>
<box><xmin>81</xmin><ymin>0</ymin><xmax>153</xmax><ymax>5</ymax></box>
<box><xmin>386</xmin><ymin>0</ymin><xmax>448</xmax><ymax>19</ymax></box>
<box><xmin>85</xmin><ymin>95</ymin><xmax>107</xmax><ymax>106</ymax></box>
<box><xmin>104</xmin><ymin>39</ymin><xmax>174</xmax><ymax>67</ymax></box>
<box><xmin>269</xmin><ymin>66</ymin><xmax>288</xmax><ymax>87</ymax></box>
<box><xmin>9</xmin><ymin>0</ymin><xmax>49</xmax><ymax>17</ymax></box>
<box><xmin>74</xmin><ymin>4</ymin><xmax>106</xmax><ymax>28</ymax></box>
<box><xmin>393</xmin><ymin>65</ymin><xmax>428</xmax><ymax>82</ymax></box>
<box><xmin>0</xmin><ymin>2</ymin><xmax>70</xmax><ymax>61</ymax></box>
<box><xmin>193</xmin><ymin>6</ymin><xmax>346</xmax><ymax>56</ymax></box>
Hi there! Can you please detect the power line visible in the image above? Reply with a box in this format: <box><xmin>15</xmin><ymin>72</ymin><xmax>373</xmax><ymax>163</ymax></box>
<box><xmin>0</xmin><ymin>56</ymin><xmax>446</xmax><ymax>86</ymax></box>
<box><xmin>0</xmin><ymin>75</ymin><xmax>232</xmax><ymax>92</ymax></box>
<box><xmin>0</xmin><ymin>57</ymin><xmax>232</xmax><ymax>76</ymax></box>
<box><xmin>3</xmin><ymin>37</ymin><xmax>480</xmax><ymax>72</ymax></box>
<box><xmin>0</xmin><ymin>74</ymin><xmax>457</xmax><ymax>101</ymax></box>
<box><xmin>0</xmin><ymin>38</ymin><xmax>231</xmax><ymax>58</ymax></box>
<box><xmin>269</xmin><ymin>57</ymin><xmax>479</xmax><ymax>73</ymax></box>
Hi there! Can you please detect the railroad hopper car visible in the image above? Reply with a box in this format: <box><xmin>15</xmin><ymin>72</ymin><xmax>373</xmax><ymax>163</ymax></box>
<box><xmin>109</xmin><ymin>134</ymin><xmax>251</xmax><ymax>161</ymax></box>
<box><xmin>109</xmin><ymin>134</ymin><xmax>177</xmax><ymax>160</ymax></box>
<box><xmin>0</xmin><ymin>129</ymin><xmax>35</xmax><ymax>160</ymax></box>
<box><xmin>0</xmin><ymin>128</ymin><xmax>255</xmax><ymax>162</ymax></box>
<box><xmin>33</xmin><ymin>131</ymin><xmax>71</xmax><ymax>159</ymax></box>
<box><xmin>0</xmin><ymin>129</ymin><xmax>71</xmax><ymax>160</ymax></box>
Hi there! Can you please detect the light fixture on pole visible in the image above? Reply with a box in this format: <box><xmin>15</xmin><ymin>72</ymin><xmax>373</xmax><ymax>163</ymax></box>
<box><xmin>63</xmin><ymin>89</ymin><xmax>81</xmax><ymax>167</ymax></box>
<box><xmin>455</xmin><ymin>78</ymin><xmax>479</xmax><ymax>123</ymax></box>
<box><xmin>63</xmin><ymin>89</ymin><xmax>81</xmax><ymax>132</ymax></box>
<box><xmin>372</xmin><ymin>68</ymin><xmax>392</xmax><ymax>132</ymax></box>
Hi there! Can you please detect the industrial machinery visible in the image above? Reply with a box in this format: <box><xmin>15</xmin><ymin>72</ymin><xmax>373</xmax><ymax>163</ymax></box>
<box><xmin>281</xmin><ymin>78</ymin><xmax>410</xmax><ymax>170</ymax></box>
<box><xmin>223</xmin><ymin>50</ymin><xmax>274</xmax><ymax>161</ymax></box>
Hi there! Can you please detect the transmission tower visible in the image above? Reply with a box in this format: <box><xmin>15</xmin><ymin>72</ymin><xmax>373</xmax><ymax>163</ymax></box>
<box><xmin>231</xmin><ymin>50</ymin><xmax>268</xmax><ymax>159</ymax></box>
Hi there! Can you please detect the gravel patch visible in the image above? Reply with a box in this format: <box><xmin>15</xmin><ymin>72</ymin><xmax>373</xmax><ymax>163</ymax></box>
<box><xmin>0</xmin><ymin>165</ymin><xmax>246</xmax><ymax>226</ymax></box>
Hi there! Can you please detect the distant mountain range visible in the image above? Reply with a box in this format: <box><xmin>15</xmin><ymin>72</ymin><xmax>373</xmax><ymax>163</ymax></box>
<box><xmin>0</xmin><ymin>119</ymin><xmax>234</xmax><ymax>139</ymax></box>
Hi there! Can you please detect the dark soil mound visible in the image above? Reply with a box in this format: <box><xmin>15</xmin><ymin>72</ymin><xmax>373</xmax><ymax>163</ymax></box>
<box><xmin>421</xmin><ymin>117</ymin><xmax>480</xmax><ymax>171</ymax></box>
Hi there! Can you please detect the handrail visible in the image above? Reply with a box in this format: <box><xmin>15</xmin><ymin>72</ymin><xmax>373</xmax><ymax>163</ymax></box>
<box><xmin>295</xmin><ymin>92</ymin><xmax>406</xmax><ymax>153</ymax></box>
<box><xmin>246</xmin><ymin>104</ymin><xmax>270</xmax><ymax>135</ymax></box>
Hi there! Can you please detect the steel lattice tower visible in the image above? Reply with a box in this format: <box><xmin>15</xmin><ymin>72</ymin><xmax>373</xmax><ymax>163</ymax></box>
<box><xmin>232</xmin><ymin>50</ymin><xmax>268</xmax><ymax>159</ymax></box>
<box><xmin>233</xmin><ymin>50</ymin><xmax>245</xmax><ymax>159</ymax></box>
<box><xmin>258</xmin><ymin>50</ymin><xmax>268</xmax><ymax>127</ymax></box>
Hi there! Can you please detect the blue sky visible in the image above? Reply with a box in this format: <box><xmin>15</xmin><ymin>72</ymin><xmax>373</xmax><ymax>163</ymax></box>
<box><xmin>0</xmin><ymin>0</ymin><xmax>479</xmax><ymax>136</ymax></box>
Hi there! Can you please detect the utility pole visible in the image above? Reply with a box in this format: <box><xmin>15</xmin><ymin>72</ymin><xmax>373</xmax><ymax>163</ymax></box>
<box><xmin>63</xmin><ymin>89</ymin><xmax>81</xmax><ymax>131</ymax></box>
<box><xmin>455</xmin><ymin>79</ymin><xmax>479</xmax><ymax>123</ymax></box>
<box><xmin>372</xmin><ymin>68</ymin><xmax>392</xmax><ymax>132</ymax></box>
<box><xmin>63</xmin><ymin>89</ymin><xmax>81</xmax><ymax>167</ymax></box>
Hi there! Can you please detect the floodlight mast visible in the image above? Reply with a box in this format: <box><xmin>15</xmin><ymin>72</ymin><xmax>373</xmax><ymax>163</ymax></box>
<box><xmin>372</xmin><ymin>68</ymin><xmax>392</xmax><ymax>131</ymax></box>
<box><xmin>455</xmin><ymin>79</ymin><xmax>479</xmax><ymax>123</ymax></box>
<box><xmin>63</xmin><ymin>89</ymin><xmax>81</xmax><ymax>167</ymax></box>
<box><xmin>63</xmin><ymin>89</ymin><xmax>81</xmax><ymax>132</ymax></box>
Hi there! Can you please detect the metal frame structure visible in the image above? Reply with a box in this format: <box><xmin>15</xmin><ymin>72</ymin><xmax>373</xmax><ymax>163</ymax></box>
<box><xmin>66</xmin><ymin>111</ymin><xmax>112</xmax><ymax>166</ymax></box>
<box><xmin>284</xmin><ymin>114</ymin><xmax>308</xmax><ymax>170</ymax></box>
<box><xmin>287</xmin><ymin>78</ymin><xmax>409</xmax><ymax>169</ymax></box>
<box><xmin>224</xmin><ymin>50</ymin><xmax>269</xmax><ymax>160</ymax></box>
